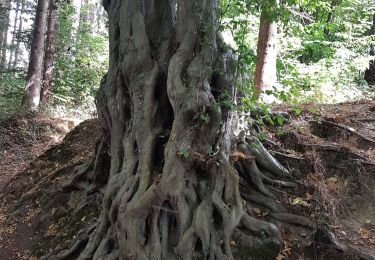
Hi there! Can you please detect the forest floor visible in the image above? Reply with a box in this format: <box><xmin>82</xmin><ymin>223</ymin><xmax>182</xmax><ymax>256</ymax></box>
<box><xmin>0</xmin><ymin>100</ymin><xmax>374</xmax><ymax>259</ymax></box>
<box><xmin>0</xmin><ymin>115</ymin><xmax>81</xmax><ymax>259</ymax></box>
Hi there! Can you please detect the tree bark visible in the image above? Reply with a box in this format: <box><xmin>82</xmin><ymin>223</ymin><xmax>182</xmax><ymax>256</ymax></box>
<box><xmin>254</xmin><ymin>9</ymin><xmax>278</xmax><ymax>99</ymax></box>
<box><xmin>41</xmin><ymin>0</ymin><xmax>59</xmax><ymax>104</ymax></box>
<box><xmin>365</xmin><ymin>13</ymin><xmax>375</xmax><ymax>86</ymax></box>
<box><xmin>11</xmin><ymin>0</ymin><xmax>24</xmax><ymax>69</ymax></box>
<box><xmin>0</xmin><ymin>0</ymin><xmax>11</xmax><ymax>69</ymax></box>
<box><xmin>7</xmin><ymin>0</ymin><xmax>21</xmax><ymax>69</ymax></box>
<box><xmin>55</xmin><ymin>0</ymin><xmax>293</xmax><ymax>259</ymax></box>
<box><xmin>22</xmin><ymin>0</ymin><xmax>48</xmax><ymax>111</ymax></box>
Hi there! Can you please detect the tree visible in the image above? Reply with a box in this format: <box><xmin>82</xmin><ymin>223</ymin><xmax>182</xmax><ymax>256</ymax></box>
<box><xmin>55</xmin><ymin>0</ymin><xmax>300</xmax><ymax>259</ymax></box>
<box><xmin>41</xmin><ymin>0</ymin><xmax>59</xmax><ymax>104</ymax></box>
<box><xmin>11</xmin><ymin>0</ymin><xmax>25</xmax><ymax>69</ymax></box>
<box><xmin>0</xmin><ymin>0</ymin><xmax>11</xmax><ymax>69</ymax></box>
<box><xmin>8</xmin><ymin>0</ymin><xmax>22</xmax><ymax>68</ymax></box>
<box><xmin>254</xmin><ymin>5</ymin><xmax>278</xmax><ymax>98</ymax></box>
<box><xmin>365</xmin><ymin>13</ymin><xmax>375</xmax><ymax>86</ymax></box>
<box><xmin>22</xmin><ymin>0</ymin><xmax>48</xmax><ymax>110</ymax></box>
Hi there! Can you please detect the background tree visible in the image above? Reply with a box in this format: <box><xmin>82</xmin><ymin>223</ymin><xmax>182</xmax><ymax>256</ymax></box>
<box><xmin>7</xmin><ymin>0</ymin><xmax>21</xmax><ymax>68</ymax></box>
<box><xmin>0</xmin><ymin>0</ymin><xmax>11</xmax><ymax>69</ymax></box>
<box><xmin>254</xmin><ymin>2</ymin><xmax>278</xmax><ymax>98</ymax></box>
<box><xmin>0</xmin><ymin>0</ymin><xmax>108</xmax><ymax>117</ymax></box>
<box><xmin>41</xmin><ymin>0</ymin><xmax>59</xmax><ymax>104</ymax></box>
<box><xmin>22</xmin><ymin>0</ymin><xmax>48</xmax><ymax>110</ymax></box>
<box><xmin>10</xmin><ymin>0</ymin><xmax>25</xmax><ymax>69</ymax></box>
<box><xmin>365</xmin><ymin>13</ymin><xmax>375</xmax><ymax>86</ymax></box>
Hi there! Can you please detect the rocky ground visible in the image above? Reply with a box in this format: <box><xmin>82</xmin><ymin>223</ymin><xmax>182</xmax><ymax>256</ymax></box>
<box><xmin>0</xmin><ymin>100</ymin><xmax>374</xmax><ymax>259</ymax></box>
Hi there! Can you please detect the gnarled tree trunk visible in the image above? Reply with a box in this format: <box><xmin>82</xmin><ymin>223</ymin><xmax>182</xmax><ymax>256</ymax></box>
<box><xmin>81</xmin><ymin>0</ymin><xmax>245</xmax><ymax>258</ymax></box>
<box><xmin>54</xmin><ymin>0</ymin><xmax>305</xmax><ymax>259</ymax></box>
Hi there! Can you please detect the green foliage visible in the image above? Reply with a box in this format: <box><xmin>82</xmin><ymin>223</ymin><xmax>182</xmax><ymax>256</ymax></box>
<box><xmin>52</xmin><ymin>1</ymin><xmax>108</xmax><ymax>110</ymax></box>
<box><xmin>218</xmin><ymin>0</ymin><xmax>375</xmax><ymax>107</ymax></box>
<box><xmin>0</xmin><ymin>71</ymin><xmax>26</xmax><ymax>118</ymax></box>
<box><xmin>0</xmin><ymin>0</ymin><xmax>108</xmax><ymax>118</ymax></box>
<box><xmin>178</xmin><ymin>148</ymin><xmax>190</xmax><ymax>158</ymax></box>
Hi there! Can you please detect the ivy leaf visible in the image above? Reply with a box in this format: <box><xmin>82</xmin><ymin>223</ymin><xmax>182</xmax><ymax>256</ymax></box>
<box><xmin>277</xmin><ymin>115</ymin><xmax>284</xmax><ymax>126</ymax></box>
<box><xmin>178</xmin><ymin>148</ymin><xmax>190</xmax><ymax>158</ymax></box>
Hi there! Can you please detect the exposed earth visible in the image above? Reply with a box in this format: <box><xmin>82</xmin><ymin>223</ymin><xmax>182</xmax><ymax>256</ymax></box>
<box><xmin>0</xmin><ymin>101</ymin><xmax>374</xmax><ymax>259</ymax></box>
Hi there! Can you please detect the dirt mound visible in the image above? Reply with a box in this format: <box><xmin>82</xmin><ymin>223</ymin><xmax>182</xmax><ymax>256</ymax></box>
<box><xmin>264</xmin><ymin>100</ymin><xmax>375</xmax><ymax>259</ymax></box>
<box><xmin>0</xmin><ymin>117</ymin><xmax>99</xmax><ymax>260</ymax></box>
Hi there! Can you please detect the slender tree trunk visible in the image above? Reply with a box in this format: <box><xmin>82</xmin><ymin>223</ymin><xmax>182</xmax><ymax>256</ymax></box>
<box><xmin>365</xmin><ymin>13</ymin><xmax>375</xmax><ymax>86</ymax></box>
<box><xmin>0</xmin><ymin>0</ymin><xmax>11</xmax><ymax>69</ymax></box>
<box><xmin>12</xmin><ymin>1</ymin><xmax>24</xmax><ymax>69</ymax></box>
<box><xmin>40</xmin><ymin>0</ymin><xmax>59</xmax><ymax>104</ymax></box>
<box><xmin>323</xmin><ymin>0</ymin><xmax>340</xmax><ymax>36</ymax></box>
<box><xmin>254</xmin><ymin>9</ymin><xmax>278</xmax><ymax>98</ymax></box>
<box><xmin>22</xmin><ymin>0</ymin><xmax>48</xmax><ymax>111</ymax></box>
<box><xmin>8</xmin><ymin>0</ymin><xmax>21</xmax><ymax>69</ymax></box>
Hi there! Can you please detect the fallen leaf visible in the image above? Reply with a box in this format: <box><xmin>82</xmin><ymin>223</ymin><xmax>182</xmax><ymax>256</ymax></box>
<box><xmin>365</xmin><ymin>219</ymin><xmax>371</xmax><ymax>224</ymax></box>
<box><xmin>358</xmin><ymin>227</ymin><xmax>370</xmax><ymax>239</ymax></box>
<box><xmin>291</xmin><ymin>197</ymin><xmax>302</xmax><ymax>205</ymax></box>
<box><xmin>327</xmin><ymin>176</ymin><xmax>338</xmax><ymax>182</ymax></box>
<box><xmin>253</xmin><ymin>208</ymin><xmax>262</xmax><ymax>214</ymax></box>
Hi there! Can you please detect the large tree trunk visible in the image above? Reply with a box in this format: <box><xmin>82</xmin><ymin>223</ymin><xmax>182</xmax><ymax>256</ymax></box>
<box><xmin>81</xmin><ymin>0</ymin><xmax>243</xmax><ymax>258</ymax></box>
<box><xmin>57</xmin><ymin>0</ymin><xmax>293</xmax><ymax>259</ymax></box>
<box><xmin>41</xmin><ymin>0</ymin><xmax>59</xmax><ymax>104</ymax></box>
<box><xmin>254</xmin><ymin>10</ymin><xmax>278</xmax><ymax>99</ymax></box>
<box><xmin>33</xmin><ymin>1</ymin><xmax>375</xmax><ymax>259</ymax></box>
<box><xmin>22</xmin><ymin>0</ymin><xmax>48</xmax><ymax>111</ymax></box>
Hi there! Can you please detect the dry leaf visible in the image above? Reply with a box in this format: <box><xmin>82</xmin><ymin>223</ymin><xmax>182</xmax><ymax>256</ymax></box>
<box><xmin>253</xmin><ymin>208</ymin><xmax>262</xmax><ymax>214</ymax></box>
<box><xmin>365</xmin><ymin>219</ymin><xmax>371</xmax><ymax>224</ymax></box>
<box><xmin>327</xmin><ymin>176</ymin><xmax>338</xmax><ymax>182</ymax></box>
<box><xmin>291</xmin><ymin>197</ymin><xmax>302</xmax><ymax>205</ymax></box>
<box><xmin>358</xmin><ymin>227</ymin><xmax>370</xmax><ymax>239</ymax></box>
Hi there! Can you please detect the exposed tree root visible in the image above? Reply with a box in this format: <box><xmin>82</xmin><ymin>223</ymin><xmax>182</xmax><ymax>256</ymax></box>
<box><xmin>310</xmin><ymin>119</ymin><xmax>375</xmax><ymax>148</ymax></box>
<box><xmin>40</xmin><ymin>223</ymin><xmax>96</xmax><ymax>260</ymax></box>
<box><xmin>35</xmin><ymin>1</ymin><xmax>374</xmax><ymax>259</ymax></box>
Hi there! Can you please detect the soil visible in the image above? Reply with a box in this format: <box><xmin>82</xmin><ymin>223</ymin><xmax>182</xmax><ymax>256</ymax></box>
<box><xmin>266</xmin><ymin>100</ymin><xmax>375</xmax><ymax>259</ymax></box>
<box><xmin>0</xmin><ymin>115</ymin><xmax>80</xmax><ymax>259</ymax></box>
<box><xmin>0</xmin><ymin>100</ymin><xmax>374</xmax><ymax>259</ymax></box>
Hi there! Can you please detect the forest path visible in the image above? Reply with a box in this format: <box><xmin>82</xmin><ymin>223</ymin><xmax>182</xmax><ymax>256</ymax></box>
<box><xmin>0</xmin><ymin>115</ymin><xmax>75</xmax><ymax>260</ymax></box>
